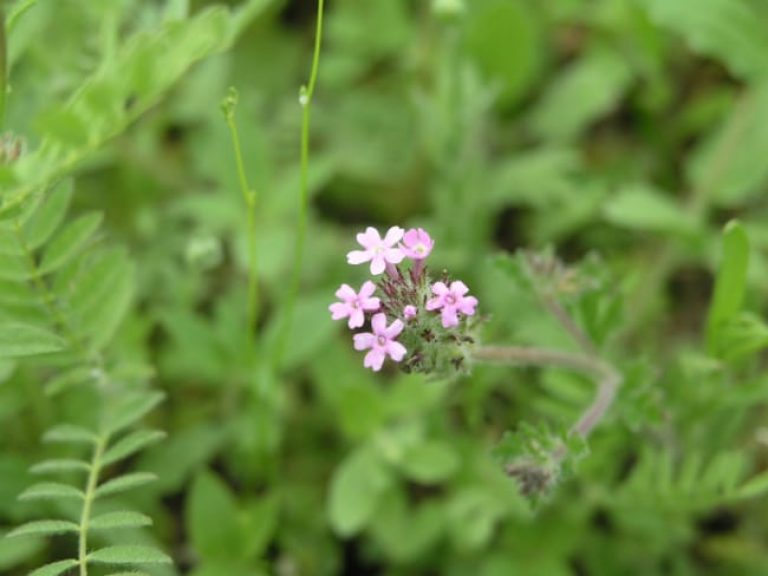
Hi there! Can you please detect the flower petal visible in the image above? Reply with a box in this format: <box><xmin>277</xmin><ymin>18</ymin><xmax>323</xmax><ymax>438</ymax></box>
<box><xmin>371</xmin><ymin>313</ymin><xmax>387</xmax><ymax>335</ymax></box>
<box><xmin>426</xmin><ymin>297</ymin><xmax>443</xmax><ymax>311</ymax></box>
<box><xmin>385</xmin><ymin>318</ymin><xmax>404</xmax><ymax>339</ymax></box>
<box><xmin>348</xmin><ymin>309</ymin><xmax>365</xmax><ymax>329</ymax></box>
<box><xmin>335</xmin><ymin>283</ymin><xmax>357</xmax><ymax>300</ymax></box>
<box><xmin>359</xmin><ymin>280</ymin><xmax>377</xmax><ymax>298</ymax></box>
<box><xmin>384</xmin><ymin>247</ymin><xmax>404</xmax><ymax>264</ymax></box>
<box><xmin>386</xmin><ymin>341</ymin><xmax>407</xmax><ymax>362</ymax></box>
<box><xmin>403</xmin><ymin>228</ymin><xmax>419</xmax><ymax>247</ymax></box>
<box><xmin>370</xmin><ymin>256</ymin><xmax>386</xmax><ymax>275</ymax></box>
<box><xmin>458</xmin><ymin>296</ymin><xmax>478</xmax><ymax>315</ymax></box>
<box><xmin>357</xmin><ymin>227</ymin><xmax>381</xmax><ymax>249</ymax></box>
<box><xmin>383</xmin><ymin>226</ymin><xmax>404</xmax><ymax>247</ymax></box>
<box><xmin>353</xmin><ymin>333</ymin><xmax>375</xmax><ymax>350</ymax></box>
<box><xmin>329</xmin><ymin>302</ymin><xmax>350</xmax><ymax>320</ymax></box>
<box><xmin>347</xmin><ymin>250</ymin><xmax>371</xmax><ymax>265</ymax></box>
<box><xmin>441</xmin><ymin>308</ymin><xmax>459</xmax><ymax>328</ymax></box>
<box><xmin>364</xmin><ymin>349</ymin><xmax>385</xmax><ymax>371</ymax></box>
<box><xmin>362</xmin><ymin>297</ymin><xmax>380</xmax><ymax>311</ymax></box>
<box><xmin>451</xmin><ymin>281</ymin><xmax>469</xmax><ymax>296</ymax></box>
<box><xmin>431</xmin><ymin>281</ymin><xmax>449</xmax><ymax>296</ymax></box>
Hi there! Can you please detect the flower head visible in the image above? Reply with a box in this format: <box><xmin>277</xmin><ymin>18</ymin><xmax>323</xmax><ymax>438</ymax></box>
<box><xmin>329</xmin><ymin>281</ymin><xmax>380</xmax><ymax>329</ymax></box>
<box><xmin>403</xmin><ymin>305</ymin><xmax>417</xmax><ymax>320</ymax></box>
<box><xmin>347</xmin><ymin>226</ymin><xmax>405</xmax><ymax>275</ymax></box>
<box><xmin>426</xmin><ymin>280</ymin><xmax>478</xmax><ymax>328</ymax></box>
<box><xmin>401</xmin><ymin>228</ymin><xmax>434</xmax><ymax>260</ymax></box>
<box><xmin>353</xmin><ymin>313</ymin><xmax>407</xmax><ymax>371</ymax></box>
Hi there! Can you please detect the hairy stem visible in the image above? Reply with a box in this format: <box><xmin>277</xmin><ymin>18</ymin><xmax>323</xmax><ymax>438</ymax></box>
<box><xmin>222</xmin><ymin>88</ymin><xmax>259</xmax><ymax>349</ymax></box>
<box><xmin>472</xmin><ymin>346</ymin><xmax>620</xmax><ymax>439</ymax></box>
<box><xmin>78</xmin><ymin>434</ymin><xmax>108</xmax><ymax>575</ymax></box>
<box><xmin>274</xmin><ymin>0</ymin><xmax>325</xmax><ymax>368</ymax></box>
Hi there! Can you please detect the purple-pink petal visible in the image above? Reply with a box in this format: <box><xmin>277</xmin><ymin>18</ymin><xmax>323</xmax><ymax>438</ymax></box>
<box><xmin>348</xmin><ymin>309</ymin><xmax>365</xmax><ymax>329</ymax></box>
<box><xmin>347</xmin><ymin>250</ymin><xmax>371</xmax><ymax>265</ymax></box>
<box><xmin>357</xmin><ymin>227</ymin><xmax>381</xmax><ymax>249</ymax></box>
<box><xmin>431</xmin><ymin>281</ymin><xmax>449</xmax><ymax>296</ymax></box>
<box><xmin>386</xmin><ymin>341</ymin><xmax>407</xmax><ymax>361</ymax></box>
<box><xmin>451</xmin><ymin>281</ymin><xmax>469</xmax><ymax>296</ymax></box>
<box><xmin>384</xmin><ymin>247</ymin><xmax>405</xmax><ymax>264</ymax></box>
<box><xmin>458</xmin><ymin>296</ymin><xmax>478</xmax><ymax>315</ymax></box>
<box><xmin>383</xmin><ymin>226</ymin><xmax>405</xmax><ymax>247</ymax></box>
<box><xmin>354</xmin><ymin>333</ymin><xmax>375</xmax><ymax>350</ymax></box>
<box><xmin>335</xmin><ymin>283</ymin><xmax>356</xmax><ymax>301</ymax></box>
<box><xmin>364</xmin><ymin>349</ymin><xmax>386</xmax><ymax>371</ymax></box>
<box><xmin>359</xmin><ymin>280</ymin><xmax>376</xmax><ymax>298</ymax></box>
<box><xmin>441</xmin><ymin>308</ymin><xmax>459</xmax><ymax>328</ymax></box>
<box><xmin>371</xmin><ymin>313</ymin><xmax>387</xmax><ymax>334</ymax></box>
<box><xmin>426</xmin><ymin>297</ymin><xmax>442</xmax><ymax>311</ymax></box>
<box><xmin>370</xmin><ymin>256</ymin><xmax>386</xmax><ymax>275</ymax></box>
<box><xmin>329</xmin><ymin>302</ymin><xmax>349</xmax><ymax>320</ymax></box>
<box><xmin>384</xmin><ymin>319</ymin><xmax>404</xmax><ymax>339</ymax></box>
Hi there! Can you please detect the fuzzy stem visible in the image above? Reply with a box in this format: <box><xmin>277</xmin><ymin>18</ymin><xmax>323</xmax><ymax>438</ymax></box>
<box><xmin>274</xmin><ymin>0</ymin><xmax>325</xmax><ymax>368</ymax></box>
<box><xmin>78</xmin><ymin>434</ymin><xmax>108</xmax><ymax>576</ymax></box>
<box><xmin>222</xmin><ymin>88</ymin><xmax>259</xmax><ymax>349</ymax></box>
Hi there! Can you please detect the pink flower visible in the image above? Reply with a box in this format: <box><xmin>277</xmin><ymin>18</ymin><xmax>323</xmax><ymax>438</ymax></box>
<box><xmin>403</xmin><ymin>305</ymin><xmax>417</xmax><ymax>319</ymax></box>
<box><xmin>347</xmin><ymin>226</ymin><xmax>405</xmax><ymax>275</ymax></box>
<box><xmin>353</xmin><ymin>313</ymin><xmax>407</xmax><ymax>371</ymax></box>
<box><xmin>329</xmin><ymin>281</ymin><xmax>380</xmax><ymax>329</ymax></box>
<box><xmin>401</xmin><ymin>228</ymin><xmax>434</xmax><ymax>260</ymax></box>
<box><xmin>426</xmin><ymin>280</ymin><xmax>478</xmax><ymax>328</ymax></box>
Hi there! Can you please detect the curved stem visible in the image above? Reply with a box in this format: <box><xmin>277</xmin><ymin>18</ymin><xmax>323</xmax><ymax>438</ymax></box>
<box><xmin>78</xmin><ymin>434</ymin><xmax>108</xmax><ymax>575</ymax></box>
<box><xmin>472</xmin><ymin>345</ymin><xmax>620</xmax><ymax>439</ymax></box>
<box><xmin>274</xmin><ymin>0</ymin><xmax>325</xmax><ymax>368</ymax></box>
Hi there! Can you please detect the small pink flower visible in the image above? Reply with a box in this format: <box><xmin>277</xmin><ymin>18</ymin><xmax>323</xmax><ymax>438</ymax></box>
<box><xmin>347</xmin><ymin>226</ymin><xmax>405</xmax><ymax>275</ymax></box>
<box><xmin>329</xmin><ymin>281</ymin><xmax>380</xmax><ymax>329</ymax></box>
<box><xmin>426</xmin><ymin>280</ymin><xmax>478</xmax><ymax>328</ymax></box>
<box><xmin>353</xmin><ymin>313</ymin><xmax>407</xmax><ymax>371</ymax></box>
<box><xmin>403</xmin><ymin>305</ymin><xmax>417</xmax><ymax>319</ymax></box>
<box><xmin>401</xmin><ymin>228</ymin><xmax>434</xmax><ymax>260</ymax></box>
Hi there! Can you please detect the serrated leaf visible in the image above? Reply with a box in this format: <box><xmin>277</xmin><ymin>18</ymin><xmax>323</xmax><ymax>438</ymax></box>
<box><xmin>102</xmin><ymin>430</ymin><xmax>166</xmax><ymax>467</ymax></box>
<box><xmin>38</xmin><ymin>212</ymin><xmax>103</xmax><ymax>274</ymax></box>
<box><xmin>88</xmin><ymin>545</ymin><xmax>172</xmax><ymax>565</ymax></box>
<box><xmin>28</xmin><ymin>559</ymin><xmax>79</xmax><ymax>576</ymax></box>
<box><xmin>30</xmin><ymin>459</ymin><xmax>90</xmax><ymax>474</ymax></box>
<box><xmin>19</xmin><ymin>482</ymin><xmax>84</xmax><ymax>501</ymax></box>
<box><xmin>6</xmin><ymin>520</ymin><xmax>79</xmax><ymax>538</ymax></box>
<box><xmin>0</xmin><ymin>322</ymin><xmax>65</xmax><ymax>358</ymax></box>
<box><xmin>20</xmin><ymin>180</ymin><xmax>73</xmax><ymax>250</ymax></box>
<box><xmin>101</xmin><ymin>391</ymin><xmax>164</xmax><ymax>436</ymax></box>
<box><xmin>44</xmin><ymin>424</ymin><xmax>99</xmax><ymax>444</ymax></box>
<box><xmin>706</xmin><ymin>221</ymin><xmax>749</xmax><ymax>354</ymax></box>
<box><xmin>90</xmin><ymin>511</ymin><xmax>153</xmax><ymax>531</ymax></box>
<box><xmin>95</xmin><ymin>472</ymin><xmax>157</xmax><ymax>498</ymax></box>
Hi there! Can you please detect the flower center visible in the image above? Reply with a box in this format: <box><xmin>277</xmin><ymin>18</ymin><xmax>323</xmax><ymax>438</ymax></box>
<box><xmin>374</xmin><ymin>245</ymin><xmax>384</xmax><ymax>255</ymax></box>
<box><xmin>351</xmin><ymin>300</ymin><xmax>359</xmax><ymax>309</ymax></box>
<box><xmin>445</xmin><ymin>294</ymin><xmax>456</xmax><ymax>305</ymax></box>
<box><xmin>415</xmin><ymin>244</ymin><xmax>425</xmax><ymax>255</ymax></box>
<box><xmin>376</xmin><ymin>335</ymin><xmax>387</xmax><ymax>347</ymax></box>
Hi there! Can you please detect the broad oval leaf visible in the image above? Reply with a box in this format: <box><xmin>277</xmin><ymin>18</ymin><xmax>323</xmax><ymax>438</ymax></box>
<box><xmin>20</xmin><ymin>180</ymin><xmax>73</xmax><ymax>250</ymax></box>
<box><xmin>0</xmin><ymin>322</ymin><xmax>65</xmax><ymax>358</ymax></box>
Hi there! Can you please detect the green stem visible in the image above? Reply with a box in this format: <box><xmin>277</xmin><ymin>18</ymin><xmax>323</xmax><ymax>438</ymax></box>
<box><xmin>222</xmin><ymin>88</ymin><xmax>259</xmax><ymax>350</ymax></box>
<box><xmin>78</xmin><ymin>434</ymin><xmax>108</xmax><ymax>576</ymax></box>
<box><xmin>274</xmin><ymin>0</ymin><xmax>325</xmax><ymax>369</ymax></box>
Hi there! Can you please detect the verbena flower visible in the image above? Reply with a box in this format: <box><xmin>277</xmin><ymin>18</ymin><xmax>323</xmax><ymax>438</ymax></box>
<box><xmin>329</xmin><ymin>281</ymin><xmax>380</xmax><ymax>329</ymax></box>
<box><xmin>353</xmin><ymin>313</ymin><xmax>406</xmax><ymax>371</ymax></box>
<box><xmin>401</xmin><ymin>228</ymin><xmax>434</xmax><ymax>260</ymax></box>
<box><xmin>403</xmin><ymin>305</ymin><xmax>417</xmax><ymax>319</ymax></box>
<box><xmin>347</xmin><ymin>226</ymin><xmax>405</xmax><ymax>275</ymax></box>
<box><xmin>426</xmin><ymin>280</ymin><xmax>478</xmax><ymax>328</ymax></box>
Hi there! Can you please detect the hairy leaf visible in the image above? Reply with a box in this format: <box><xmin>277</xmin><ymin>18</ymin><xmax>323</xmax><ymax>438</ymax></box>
<box><xmin>6</xmin><ymin>520</ymin><xmax>79</xmax><ymax>538</ymax></box>
<box><xmin>88</xmin><ymin>545</ymin><xmax>172</xmax><ymax>565</ymax></box>
<box><xmin>30</xmin><ymin>459</ymin><xmax>90</xmax><ymax>475</ymax></box>
<box><xmin>102</xmin><ymin>430</ymin><xmax>166</xmax><ymax>467</ymax></box>
<box><xmin>19</xmin><ymin>482</ymin><xmax>84</xmax><ymax>501</ymax></box>
<box><xmin>90</xmin><ymin>511</ymin><xmax>153</xmax><ymax>531</ymax></box>
<box><xmin>95</xmin><ymin>472</ymin><xmax>157</xmax><ymax>499</ymax></box>
<box><xmin>102</xmin><ymin>391</ymin><xmax>164</xmax><ymax>436</ymax></box>
<box><xmin>43</xmin><ymin>424</ymin><xmax>98</xmax><ymax>444</ymax></box>
<box><xmin>0</xmin><ymin>322</ymin><xmax>65</xmax><ymax>358</ymax></box>
<box><xmin>38</xmin><ymin>212</ymin><xmax>103</xmax><ymax>274</ymax></box>
<box><xmin>28</xmin><ymin>559</ymin><xmax>79</xmax><ymax>576</ymax></box>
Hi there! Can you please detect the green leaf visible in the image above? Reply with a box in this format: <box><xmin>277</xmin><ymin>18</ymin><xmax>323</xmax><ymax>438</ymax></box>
<box><xmin>20</xmin><ymin>180</ymin><xmax>73</xmax><ymax>250</ymax></box>
<box><xmin>530</xmin><ymin>47</ymin><xmax>632</xmax><ymax>141</ymax></box>
<box><xmin>95</xmin><ymin>472</ymin><xmax>157</xmax><ymax>498</ymax></box>
<box><xmin>44</xmin><ymin>366</ymin><xmax>96</xmax><ymax>396</ymax></box>
<box><xmin>18</xmin><ymin>482</ymin><xmax>84</xmax><ymax>501</ymax></box>
<box><xmin>88</xmin><ymin>545</ymin><xmax>172</xmax><ymax>565</ymax></box>
<box><xmin>28</xmin><ymin>559</ymin><xmax>79</xmax><ymax>576</ymax></box>
<box><xmin>187</xmin><ymin>470</ymin><xmax>245</xmax><ymax>562</ymax></box>
<box><xmin>706</xmin><ymin>220</ymin><xmax>750</xmax><ymax>354</ymax></box>
<box><xmin>328</xmin><ymin>448</ymin><xmax>391</xmax><ymax>537</ymax></box>
<box><xmin>102</xmin><ymin>391</ymin><xmax>164</xmax><ymax>436</ymax></box>
<box><xmin>30</xmin><ymin>459</ymin><xmax>90</xmax><ymax>474</ymax></box>
<box><xmin>603</xmin><ymin>184</ymin><xmax>697</xmax><ymax>234</ymax></box>
<box><xmin>638</xmin><ymin>0</ymin><xmax>768</xmax><ymax>81</ymax></box>
<box><xmin>6</xmin><ymin>520</ymin><xmax>79</xmax><ymax>538</ymax></box>
<box><xmin>464</xmin><ymin>0</ymin><xmax>544</xmax><ymax>107</ymax></box>
<box><xmin>399</xmin><ymin>441</ymin><xmax>460</xmax><ymax>484</ymax></box>
<box><xmin>102</xmin><ymin>430</ymin><xmax>166</xmax><ymax>467</ymax></box>
<box><xmin>716</xmin><ymin>313</ymin><xmax>768</xmax><ymax>362</ymax></box>
<box><xmin>90</xmin><ymin>511</ymin><xmax>153</xmax><ymax>531</ymax></box>
<box><xmin>43</xmin><ymin>424</ymin><xmax>99</xmax><ymax>445</ymax></box>
<box><xmin>737</xmin><ymin>471</ymin><xmax>768</xmax><ymax>499</ymax></box>
<box><xmin>38</xmin><ymin>212</ymin><xmax>103</xmax><ymax>274</ymax></box>
<box><xmin>0</xmin><ymin>322</ymin><xmax>65</xmax><ymax>358</ymax></box>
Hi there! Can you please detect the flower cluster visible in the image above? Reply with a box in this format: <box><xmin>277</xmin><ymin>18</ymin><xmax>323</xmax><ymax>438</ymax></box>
<box><xmin>330</xmin><ymin>226</ymin><xmax>479</xmax><ymax>373</ymax></box>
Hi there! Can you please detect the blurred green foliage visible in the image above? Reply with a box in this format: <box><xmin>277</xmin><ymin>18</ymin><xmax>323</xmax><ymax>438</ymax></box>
<box><xmin>2</xmin><ymin>0</ymin><xmax>768</xmax><ymax>575</ymax></box>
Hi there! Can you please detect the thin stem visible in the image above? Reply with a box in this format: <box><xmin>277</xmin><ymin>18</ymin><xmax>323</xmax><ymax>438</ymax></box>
<box><xmin>78</xmin><ymin>434</ymin><xmax>108</xmax><ymax>576</ymax></box>
<box><xmin>274</xmin><ymin>0</ymin><xmax>325</xmax><ymax>368</ymax></box>
<box><xmin>222</xmin><ymin>88</ymin><xmax>259</xmax><ymax>347</ymax></box>
<box><xmin>472</xmin><ymin>345</ymin><xmax>620</xmax><ymax>439</ymax></box>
